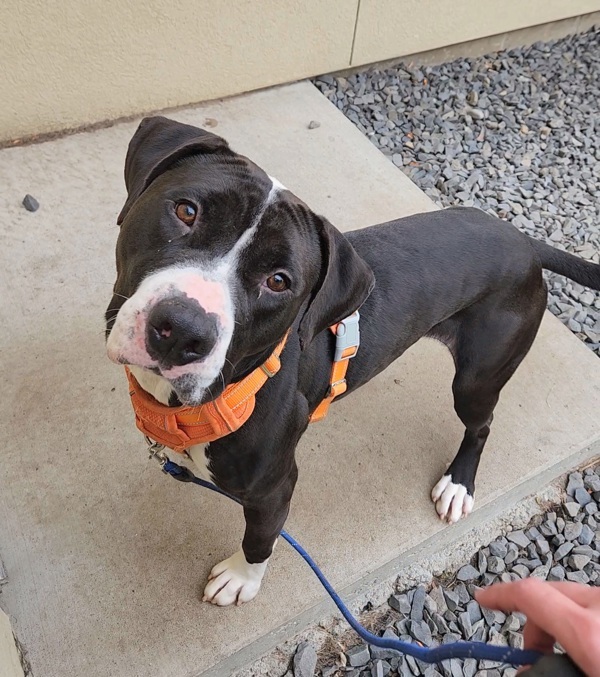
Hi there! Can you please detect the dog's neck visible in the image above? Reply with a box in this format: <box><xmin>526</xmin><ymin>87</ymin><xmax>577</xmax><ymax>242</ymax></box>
<box><xmin>128</xmin><ymin>366</ymin><xmax>175</xmax><ymax>405</ymax></box>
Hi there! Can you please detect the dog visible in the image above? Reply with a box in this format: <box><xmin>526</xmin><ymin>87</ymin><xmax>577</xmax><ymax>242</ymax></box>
<box><xmin>105</xmin><ymin>116</ymin><xmax>600</xmax><ymax>606</ymax></box>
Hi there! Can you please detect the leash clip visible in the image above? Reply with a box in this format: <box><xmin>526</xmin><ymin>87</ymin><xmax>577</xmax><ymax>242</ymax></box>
<box><xmin>334</xmin><ymin>310</ymin><xmax>360</xmax><ymax>362</ymax></box>
<box><xmin>144</xmin><ymin>435</ymin><xmax>169</xmax><ymax>467</ymax></box>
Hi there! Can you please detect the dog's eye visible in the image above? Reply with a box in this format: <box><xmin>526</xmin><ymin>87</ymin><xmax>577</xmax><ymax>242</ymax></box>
<box><xmin>266</xmin><ymin>273</ymin><xmax>290</xmax><ymax>293</ymax></box>
<box><xmin>175</xmin><ymin>201</ymin><xmax>198</xmax><ymax>226</ymax></box>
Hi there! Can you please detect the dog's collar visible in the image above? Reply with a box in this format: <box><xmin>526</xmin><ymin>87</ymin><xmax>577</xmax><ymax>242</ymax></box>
<box><xmin>125</xmin><ymin>312</ymin><xmax>360</xmax><ymax>452</ymax></box>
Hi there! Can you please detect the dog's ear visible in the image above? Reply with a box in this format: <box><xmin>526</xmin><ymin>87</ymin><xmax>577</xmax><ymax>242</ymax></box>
<box><xmin>117</xmin><ymin>116</ymin><xmax>230</xmax><ymax>224</ymax></box>
<box><xmin>298</xmin><ymin>216</ymin><xmax>375</xmax><ymax>349</ymax></box>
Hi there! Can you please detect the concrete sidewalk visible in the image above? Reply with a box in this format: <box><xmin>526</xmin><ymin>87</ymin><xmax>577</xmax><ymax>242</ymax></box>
<box><xmin>1</xmin><ymin>82</ymin><xmax>599</xmax><ymax>677</ymax></box>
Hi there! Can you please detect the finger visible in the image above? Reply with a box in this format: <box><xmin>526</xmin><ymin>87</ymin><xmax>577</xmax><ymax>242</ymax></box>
<box><xmin>478</xmin><ymin>579</ymin><xmax>600</xmax><ymax>611</ymax></box>
<box><xmin>523</xmin><ymin>619</ymin><xmax>555</xmax><ymax>654</ymax></box>
<box><xmin>475</xmin><ymin>579</ymin><xmax>588</xmax><ymax>648</ymax></box>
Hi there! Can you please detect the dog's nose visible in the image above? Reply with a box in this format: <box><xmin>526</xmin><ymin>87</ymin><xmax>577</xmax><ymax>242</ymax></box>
<box><xmin>146</xmin><ymin>297</ymin><xmax>218</xmax><ymax>368</ymax></box>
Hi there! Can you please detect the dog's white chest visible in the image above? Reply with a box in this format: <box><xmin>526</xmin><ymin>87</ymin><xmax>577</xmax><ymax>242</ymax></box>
<box><xmin>186</xmin><ymin>444</ymin><xmax>214</xmax><ymax>482</ymax></box>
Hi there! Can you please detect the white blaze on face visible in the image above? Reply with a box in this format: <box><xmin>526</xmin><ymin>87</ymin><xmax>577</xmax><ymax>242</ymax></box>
<box><xmin>106</xmin><ymin>176</ymin><xmax>285</xmax><ymax>404</ymax></box>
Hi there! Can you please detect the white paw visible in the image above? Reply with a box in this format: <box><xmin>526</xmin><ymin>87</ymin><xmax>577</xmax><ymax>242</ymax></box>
<box><xmin>202</xmin><ymin>550</ymin><xmax>268</xmax><ymax>606</ymax></box>
<box><xmin>431</xmin><ymin>474</ymin><xmax>474</xmax><ymax>524</ymax></box>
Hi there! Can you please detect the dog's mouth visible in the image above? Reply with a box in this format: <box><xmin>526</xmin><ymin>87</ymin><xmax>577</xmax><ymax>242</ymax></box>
<box><xmin>125</xmin><ymin>362</ymin><xmax>227</xmax><ymax>408</ymax></box>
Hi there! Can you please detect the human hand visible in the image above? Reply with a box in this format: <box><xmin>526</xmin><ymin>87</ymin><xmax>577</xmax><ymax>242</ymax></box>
<box><xmin>475</xmin><ymin>578</ymin><xmax>600</xmax><ymax>676</ymax></box>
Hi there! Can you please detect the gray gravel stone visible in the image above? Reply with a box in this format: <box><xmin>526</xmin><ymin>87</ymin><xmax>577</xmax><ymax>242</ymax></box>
<box><xmin>487</xmin><ymin>556</ymin><xmax>505</xmax><ymax>574</ymax></box>
<box><xmin>409</xmin><ymin>619</ymin><xmax>433</xmax><ymax>646</ymax></box>
<box><xmin>411</xmin><ymin>585</ymin><xmax>427</xmax><ymax>621</ymax></box>
<box><xmin>567</xmin><ymin>570</ymin><xmax>590</xmax><ymax>583</ymax></box>
<box><xmin>293</xmin><ymin>642</ymin><xmax>317</xmax><ymax>677</ymax></box>
<box><xmin>22</xmin><ymin>194</ymin><xmax>39</xmax><ymax>212</ymax></box>
<box><xmin>585</xmin><ymin>476</ymin><xmax>600</xmax><ymax>492</ymax></box>
<box><xmin>346</xmin><ymin>644</ymin><xmax>371</xmax><ymax>667</ymax></box>
<box><xmin>508</xmin><ymin>632</ymin><xmax>524</xmax><ymax>650</ymax></box>
<box><xmin>539</xmin><ymin>521</ymin><xmax>558</xmax><ymax>538</ymax></box>
<box><xmin>563</xmin><ymin>502</ymin><xmax>581</xmax><ymax>518</ymax></box>
<box><xmin>307</xmin><ymin>120</ymin><xmax>320</xmax><ymax>130</ymax></box>
<box><xmin>455</xmin><ymin>583</ymin><xmax>471</xmax><ymax>605</ymax></box>
<box><xmin>477</xmin><ymin>550</ymin><xmax>487</xmax><ymax>574</ymax></box>
<box><xmin>575</xmin><ymin>487</ymin><xmax>593</xmax><ymax>507</ymax></box>
<box><xmin>424</xmin><ymin>667</ymin><xmax>443</xmax><ymax>677</ymax></box>
<box><xmin>567</xmin><ymin>473</ymin><xmax>585</xmax><ymax>497</ymax></box>
<box><xmin>568</xmin><ymin>554</ymin><xmax>591</xmax><ymax>570</ymax></box>
<box><xmin>488</xmin><ymin>539</ymin><xmax>508</xmax><ymax>558</ymax></box>
<box><xmin>481</xmin><ymin>606</ymin><xmax>496</xmax><ymax>627</ymax></box>
<box><xmin>511</xmin><ymin>564</ymin><xmax>530</xmax><ymax>578</ymax></box>
<box><xmin>463</xmin><ymin>658</ymin><xmax>477</xmax><ymax>677</ymax></box>
<box><xmin>504</xmin><ymin>544</ymin><xmax>519</xmax><ymax>565</ymax></box>
<box><xmin>444</xmin><ymin>589</ymin><xmax>460</xmax><ymax>612</ymax></box>
<box><xmin>370</xmin><ymin>644</ymin><xmax>400</xmax><ymax>661</ymax></box>
<box><xmin>456</xmin><ymin>564</ymin><xmax>480</xmax><ymax>582</ymax></box>
<box><xmin>432</xmin><ymin>612</ymin><xmax>450</xmax><ymax>635</ymax></box>
<box><xmin>389</xmin><ymin>593</ymin><xmax>411</xmax><ymax>615</ymax></box>
<box><xmin>466</xmin><ymin>599</ymin><xmax>482</xmax><ymax>624</ymax></box>
<box><xmin>395</xmin><ymin>618</ymin><xmax>409</xmax><ymax>635</ymax></box>
<box><xmin>564</xmin><ymin>521</ymin><xmax>583</xmax><ymax>541</ymax></box>
<box><xmin>548</xmin><ymin>565</ymin><xmax>566</xmax><ymax>581</ymax></box>
<box><xmin>534</xmin><ymin>537</ymin><xmax>550</xmax><ymax>556</ymax></box>
<box><xmin>554</xmin><ymin>542</ymin><xmax>574</xmax><ymax>560</ymax></box>
<box><xmin>506</xmin><ymin>531</ymin><xmax>530</xmax><ymax>549</ymax></box>
<box><xmin>371</xmin><ymin>659</ymin><xmax>385</xmax><ymax>677</ymax></box>
<box><xmin>406</xmin><ymin>655</ymin><xmax>420</xmax><ymax>675</ymax></box>
<box><xmin>429</xmin><ymin>585</ymin><xmax>448</xmax><ymax>614</ymax></box>
<box><xmin>458</xmin><ymin>610</ymin><xmax>473</xmax><ymax>638</ymax></box>
<box><xmin>579</xmin><ymin>524</ymin><xmax>595</xmax><ymax>545</ymax></box>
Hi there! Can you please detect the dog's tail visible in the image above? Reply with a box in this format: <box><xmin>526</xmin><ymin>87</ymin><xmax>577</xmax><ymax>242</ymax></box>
<box><xmin>529</xmin><ymin>238</ymin><xmax>600</xmax><ymax>290</ymax></box>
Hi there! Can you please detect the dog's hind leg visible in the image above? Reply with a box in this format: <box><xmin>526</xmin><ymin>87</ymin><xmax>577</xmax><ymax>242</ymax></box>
<box><xmin>431</xmin><ymin>285</ymin><xmax>546</xmax><ymax>523</ymax></box>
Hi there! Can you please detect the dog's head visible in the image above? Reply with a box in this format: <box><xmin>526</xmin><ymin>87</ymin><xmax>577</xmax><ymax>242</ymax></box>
<box><xmin>106</xmin><ymin>116</ymin><xmax>374</xmax><ymax>405</ymax></box>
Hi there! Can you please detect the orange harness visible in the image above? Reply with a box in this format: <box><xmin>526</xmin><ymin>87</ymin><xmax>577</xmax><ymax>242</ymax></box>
<box><xmin>126</xmin><ymin>312</ymin><xmax>360</xmax><ymax>452</ymax></box>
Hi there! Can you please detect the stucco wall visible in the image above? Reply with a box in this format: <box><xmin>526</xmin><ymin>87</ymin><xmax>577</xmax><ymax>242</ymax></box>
<box><xmin>1</xmin><ymin>0</ymin><xmax>599</xmax><ymax>142</ymax></box>
<box><xmin>352</xmin><ymin>0</ymin><xmax>600</xmax><ymax>64</ymax></box>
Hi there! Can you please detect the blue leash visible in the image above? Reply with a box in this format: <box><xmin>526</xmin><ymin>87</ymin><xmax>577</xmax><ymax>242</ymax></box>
<box><xmin>162</xmin><ymin>458</ymin><xmax>541</xmax><ymax>667</ymax></box>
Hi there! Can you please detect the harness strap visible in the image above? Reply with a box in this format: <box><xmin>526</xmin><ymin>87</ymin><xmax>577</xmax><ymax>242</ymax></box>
<box><xmin>309</xmin><ymin>311</ymin><xmax>361</xmax><ymax>423</ymax></box>
<box><xmin>126</xmin><ymin>312</ymin><xmax>360</xmax><ymax>451</ymax></box>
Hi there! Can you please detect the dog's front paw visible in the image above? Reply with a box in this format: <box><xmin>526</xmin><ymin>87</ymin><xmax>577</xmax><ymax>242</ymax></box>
<box><xmin>202</xmin><ymin>550</ymin><xmax>268</xmax><ymax>606</ymax></box>
<box><xmin>431</xmin><ymin>474</ymin><xmax>474</xmax><ymax>524</ymax></box>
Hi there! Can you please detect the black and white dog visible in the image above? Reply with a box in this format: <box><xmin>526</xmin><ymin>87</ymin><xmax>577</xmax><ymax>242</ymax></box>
<box><xmin>106</xmin><ymin>116</ymin><xmax>600</xmax><ymax>606</ymax></box>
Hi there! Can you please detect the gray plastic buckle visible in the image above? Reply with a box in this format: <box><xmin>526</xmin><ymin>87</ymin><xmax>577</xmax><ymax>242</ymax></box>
<box><xmin>334</xmin><ymin>311</ymin><xmax>360</xmax><ymax>362</ymax></box>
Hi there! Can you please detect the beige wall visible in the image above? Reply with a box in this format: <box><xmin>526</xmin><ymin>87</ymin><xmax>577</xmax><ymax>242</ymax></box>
<box><xmin>352</xmin><ymin>0</ymin><xmax>600</xmax><ymax>64</ymax></box>
<box><xmin>1</xmin><ymin>0</ymin><xmax>600</xmax><ymax>142</ymax></box>
<box><xmin>0</xmin><ymin>0</ymin><xmax>359</xmax><ymax>142</ymax></box>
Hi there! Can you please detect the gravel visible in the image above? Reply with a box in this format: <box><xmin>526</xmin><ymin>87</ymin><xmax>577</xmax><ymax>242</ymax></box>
<box><xmin>293</xmin><ymin>642</ymin><xmax>318</xmax><ymax>677</ymax></box>
<box><xmin>294</xmin><ymin>466</ymin><xmax>599</xmax><ymax>676</ymax></box>
<box><xmin>22</xmin><ymin>194</ymin><xmax>39</xmax><ymax>212</ymax></box>
<box><xmin>314</xmin><ymin>29</ymin><xmax>600</xmax><ymax>357</ymax></box>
